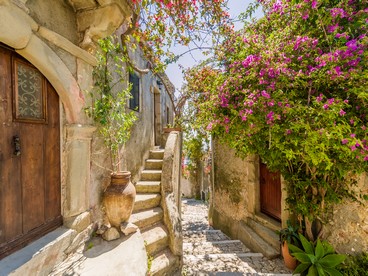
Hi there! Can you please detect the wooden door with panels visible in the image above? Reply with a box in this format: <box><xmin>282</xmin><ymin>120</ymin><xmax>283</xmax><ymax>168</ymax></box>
<box><xmin>260</xmin><ymin>161</ymin><xmax>281</xmax><ymax>221</ymax></box>
<box><xmin>0</xmin><ymin>45</ymin><xmax>62</xmax><ymax>259</ymax></box>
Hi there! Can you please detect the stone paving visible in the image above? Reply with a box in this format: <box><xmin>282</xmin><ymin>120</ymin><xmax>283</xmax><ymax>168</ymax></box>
<box><xmin>181</xmin><ymin>198</ymin><xmax>293</xmax><ymax>276</ymax></box>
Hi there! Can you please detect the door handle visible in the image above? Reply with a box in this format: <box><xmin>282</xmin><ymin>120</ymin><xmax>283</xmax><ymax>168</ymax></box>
<box><xmin>13</xmin><ymin>135</ymin><xmax>21</xmax><ymax>156</ymax></box>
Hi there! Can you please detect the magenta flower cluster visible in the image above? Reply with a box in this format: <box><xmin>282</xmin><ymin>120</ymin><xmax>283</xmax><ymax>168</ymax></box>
<box><xmin>202</xmin><ymin>0</ymin><xmax>368</xmax><ymax>165</ymax></box>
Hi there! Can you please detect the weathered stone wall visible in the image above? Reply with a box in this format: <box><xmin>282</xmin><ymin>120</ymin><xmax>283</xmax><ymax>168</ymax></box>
<box><xmin>211</xmin><ymin>139</ymin><xmax>250</xmax><ymax>236</ymax></box>
<box><xmin>325</xmin><ymin>174</ymin><xmax>368</xmax><ymax>254</ymax></box>
<box><xmin>27</xmin><ymin>0</ymin><xmax>79</xmax><ymax>44</ymax></box>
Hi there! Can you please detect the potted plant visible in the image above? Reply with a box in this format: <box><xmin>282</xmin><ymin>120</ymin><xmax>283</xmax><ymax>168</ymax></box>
<box><xmin>86</xmin><ymin>36</ymin><xmax>137</xmax><ymax>229</ymax></box>
<box><xmin>279</xmin><ymin>220</ymin><xmax>301</xmax><ymax>270</ymax></box>
<box><xmin>288</xmin><ymin>233</ymin><xmax>346</xmax><ymax>276</ymax></box>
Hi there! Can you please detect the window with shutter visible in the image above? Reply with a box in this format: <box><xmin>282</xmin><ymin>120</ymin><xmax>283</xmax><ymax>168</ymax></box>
<box><xmin>129</xmin><ymin>72</ymin><xmax>140</xmax><ymax>111</ymax></box>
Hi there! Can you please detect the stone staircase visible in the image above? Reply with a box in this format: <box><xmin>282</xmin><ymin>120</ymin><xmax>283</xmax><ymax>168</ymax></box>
<box><xmin>238</xmin><ymin>216</ymin><xmax>281</xmax><ymax>259</ymax></box>
<box><xmin>130</xmin><ymin>149</ymin><xmax>179</xmax><ymax>275</ymax></box>
<box><xmin>182</xmin><ymin>199</ymin><xmax>291</xmax><ymax>275</ymax></box>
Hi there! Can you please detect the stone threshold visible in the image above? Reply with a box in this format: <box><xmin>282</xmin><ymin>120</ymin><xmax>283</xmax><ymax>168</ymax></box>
<box><xmin>0</xmin><ymin>227</ymin><xmax>75</xmax><ymax>276</ymax></box>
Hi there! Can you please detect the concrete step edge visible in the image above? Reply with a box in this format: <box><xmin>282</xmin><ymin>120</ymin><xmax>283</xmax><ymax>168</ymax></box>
<box><xmin>133</xmin><ymin>194</ymin><xmax>161</xmax><ymax>212</ymax></box>
<box><xmin>150</xmin><ymin>248</ymin><xmax>179</xmax><ymax>276</ymax></box>
<box><xmin>183</xmin><ymin>239</ymin><xmax>243</xmax><ymax>246</ymax></box>
<box><xmin>184</xmin><ymin>252</ymin><xmax>264</xmax><ymax>260</ymax></box>
<box><xmin>142</xmin><ymin>224</ymin><xmax>169</xmax><ymax>256</ymax></box>
<box><xmin>135</xmin><ymin>182</ymin><xmax>161</xmax><ymax>193</ymax></box>
<box><xmin>238</xmin><ymin>222</ymin><xmax>280</xmax><ymax>259</ymax></box>
<box><xmin>247</xmin><ymin>218</ymin><xmax>280</xmax><ymax>251</ymax></box>
<box><xmin>130</xmin><ymin>207</ymin><xmax>163</xmax><ymax>229</ymax></box>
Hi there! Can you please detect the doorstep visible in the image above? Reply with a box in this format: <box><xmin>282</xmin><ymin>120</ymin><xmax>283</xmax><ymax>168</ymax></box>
<box><xmin>0</xmin><ymin>227</ymin><xmax>75</xmax><ymax>276</ymax></box>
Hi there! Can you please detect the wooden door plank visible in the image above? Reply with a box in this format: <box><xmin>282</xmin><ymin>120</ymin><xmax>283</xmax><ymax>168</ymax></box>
<box><xmin>260</xmin><ymin>162</ymin><xmax>281</xmax><ymax>221</ymax></box>
<box><xmin>44</xmin><ymin>83</ymin><xmax>61</xmax><ymax>221</ymax></box>
<box><xmin>0</xmin><ymin>47</ymin><xmax>23</xmax><ymax>246</ymax></box>
<box><xmin>20</xmin><ymin>123</ymin><xmax>45</xmax><ymax>233</ymax></box>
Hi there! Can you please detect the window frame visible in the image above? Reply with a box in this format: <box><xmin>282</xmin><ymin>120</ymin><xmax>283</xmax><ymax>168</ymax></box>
<box><xmin>128</xmin><ymin>72</ymin><xmax>140</xmax><ymax>112</ymax></box>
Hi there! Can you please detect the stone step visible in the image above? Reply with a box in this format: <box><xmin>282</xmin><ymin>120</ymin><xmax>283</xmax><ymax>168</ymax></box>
<box><xmin>142</xmin><ymin>224</ymin><xmax>169</xmax><ymax>256</ymax></box>
<box><xmin>150</xmin><ymin>248</ymin><xmax>179</xmax><ymax>276</ymax></box>
<box><xmin>141</xmin><ymin>170</ymin><xmax>162</xmax><ymax>181</ymax></box>
<box><xmin>183</xmin><ymin>240</ymin><xmax>250</xmax><ymax>255</ymax></box>
<box><xmin>135</xmin><ymin>181</ymin><xmax>161</xmax><ymax>193</ymax></box>
<box><xmin>184</xmin><ymin>252</ymin><xmax>263</xmax><ymax>261</ymax></box>
<box><xmin>145</xmin><ymin>159</ymin><xmax>163</xmax><ymax>170</ymax></box>
<box><xmin>133</xmin><ymin>194</ymin><xmax>161</xmax><ymax>212</ymax></box>
<box><xmin>130</xmin><ymin>207</ymin><xmax>163</xmax><ymax>230</ymax></box>
<box><xmin>183</xmin><ymin>229</ymin><xmax>231</xmax><ymax>242</ymax></box>
<box><xmin>247</xmin><ymin>218</ymin><xmax>280</xmax><ymax>251</ymax></box>
<box><xmin>149</xmin><ymin>150</ymin><xmax>164</xmax><ymax>160</ymax></box>
<box><xmin>238</xmin><ymin>222</ymin><xmax>280</xmax><ymax>259</ymax></box>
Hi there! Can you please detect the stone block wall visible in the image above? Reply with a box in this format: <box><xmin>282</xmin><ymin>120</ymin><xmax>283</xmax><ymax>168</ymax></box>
<box><xmin>210</xmin><ymin>139</ymin><xmax>250</xmax><ymax>236</ymax></box>
<box><xmin>324</xmin><ymin>174</ymin><xmax>368</xmax><ymax>254</ymax></box>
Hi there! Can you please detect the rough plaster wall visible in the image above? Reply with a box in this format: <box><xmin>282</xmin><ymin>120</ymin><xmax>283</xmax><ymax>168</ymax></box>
<box><xmin>325</xmin><ymin>174</ymin><xmax>368</xmax><ymax>254</ymax></box>
<box><xmin>26</xmin><ymin>0</ymin><xmax>79</xmax><ymax>44</ymax></box>
<box><xmin>213</xmin><ymin>139</ymin><xmax>250</xmax><ymax>222</ymax></box>
<box><xmin>125</xmin><ymin>49</ymin><xmax>155</xmax><ymax>183</ymax></box>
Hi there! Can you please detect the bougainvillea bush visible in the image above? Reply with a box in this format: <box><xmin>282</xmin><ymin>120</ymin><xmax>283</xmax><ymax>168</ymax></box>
<box><xmin>185</xmin><ymin>0</ymin><xmax>368</xmax><ymax>239</ymax></box>
<box><xmin>122</xmin><ymin>0</ymin><xmax>232</xmax><ymax>72</ymax></box>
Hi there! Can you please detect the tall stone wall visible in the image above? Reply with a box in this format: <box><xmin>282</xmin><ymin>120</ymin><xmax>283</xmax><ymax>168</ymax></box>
<box><xmin>324</xmin><ymin>174</ymin><xmax>368</xmax><ymax>254</ymax></box>
<box><xmin>211</xmin><ymin>139</ymin><xmax>250</xmax><ymax>236</ymax></box>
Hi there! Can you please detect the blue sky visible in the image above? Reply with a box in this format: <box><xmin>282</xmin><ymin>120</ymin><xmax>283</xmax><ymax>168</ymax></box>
<box><xmin>165</xmin><ymin>0</ymin><xmax>263</xmax><ymax>94</ymax></box>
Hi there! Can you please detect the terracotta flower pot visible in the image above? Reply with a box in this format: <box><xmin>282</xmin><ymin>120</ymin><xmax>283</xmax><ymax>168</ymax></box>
<box><xmin>281</xmin><ymin>241</ymin><xmax>298</xmax><ymax>270</ymax></box>
<box><xmin>103</xmin><ymin>171</ymin><xmax>136</xmax><ymax>228</ymax></box>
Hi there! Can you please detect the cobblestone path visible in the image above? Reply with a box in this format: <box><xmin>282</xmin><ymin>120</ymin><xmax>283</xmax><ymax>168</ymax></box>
<box><xmin>181</xmin><ymin>199</ymin><xmax>292</xmax><ymax>276</ymax></box>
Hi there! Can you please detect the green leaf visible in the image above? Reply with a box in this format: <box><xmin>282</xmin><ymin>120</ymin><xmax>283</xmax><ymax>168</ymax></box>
<box><xmin>308</xmin><ymin>265</ymin><xmax>318</xmax><ymax>276</ymax></box>
<box><xmin>315</xmin><ymin>239</ymin><xmax>324</xmax><ymax>260</ymax></box>
<box><xmin>319</xmin><ymin>254</ymin><xmax>346</xmax><ymax>268</ymax></box>
<box><xmin>315</xmin><ymin>263</ymin><xmax>325</xmax><ymax>276</ymax></box>
<box><xmin>293</xmin><ymin>253</ymin><xmax>312</xmax><ymax>264</ymax></box>
<box><xmin>293</xmin><ymin>263</ymin><xmax>310</xmax><ymax>275</ymax></box>
<box><xmin>323</xmin><ymin>267</ymin><xmax>344</xmax><ymax>276</ymax></box>
<box><xmin>288</xmin><ymin>243</ymin><xmax>304</xmax><ymax>253</ymax></box>
<box><xmin>299</xmin><ymin>233</ymin><xmax>314</xmax><ymax>254</ymax></box>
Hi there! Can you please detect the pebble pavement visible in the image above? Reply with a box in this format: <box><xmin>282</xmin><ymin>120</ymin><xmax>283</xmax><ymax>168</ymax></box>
<box><xmin>181</xmin><ymin>198</ymin><xmax>293</xmax><ymax>276</ymax></box>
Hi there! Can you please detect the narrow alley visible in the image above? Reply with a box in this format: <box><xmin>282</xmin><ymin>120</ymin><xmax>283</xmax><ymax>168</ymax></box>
<box><xmin>181</xmin><ymin>199</ymin><xmax>292</xmax><ymax>276</ymax></box>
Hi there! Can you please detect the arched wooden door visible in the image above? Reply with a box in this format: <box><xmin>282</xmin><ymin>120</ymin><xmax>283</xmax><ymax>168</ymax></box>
<box><xmin>0</xmin><ymin>45</ymin><xmax>62</xmax><ymax>259</ymax></box>
<box><xmin>260</xmin><ymin>162</ymin><xmax>281</xmax><ymax>221</ymax></box>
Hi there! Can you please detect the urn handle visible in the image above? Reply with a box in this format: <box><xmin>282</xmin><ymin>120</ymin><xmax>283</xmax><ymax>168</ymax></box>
<box><xmin>13</xmin><ymin>135</ymin><xmax>21</xmax><ymax>156</ymax></box>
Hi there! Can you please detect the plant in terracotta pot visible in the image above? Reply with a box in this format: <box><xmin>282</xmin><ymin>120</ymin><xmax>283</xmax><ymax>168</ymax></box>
<box><xmin>288</xmin><ymin>233</ymin><xmax>346</xmax><ymax>276</ymax></box>
<box><xmin>86</xmin><ymin>36</ymin><xmax>137</xmax><ymax>230</ymax></box>
<box><xmin>279</xmin><ymin>220</ymin><xmax>301</xmax><ymax>270</ymax></box>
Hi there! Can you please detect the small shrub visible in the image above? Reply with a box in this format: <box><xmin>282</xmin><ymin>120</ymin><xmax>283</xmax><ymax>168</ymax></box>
<box><xmin>288</xmin><ymin>233</ymin><xmax>346</xmax><ymax>276</ymax></box>
<box><xmin>339</xmin><ymin>252</ymin><xmax>368</xmax><ymax>276</ymax></box>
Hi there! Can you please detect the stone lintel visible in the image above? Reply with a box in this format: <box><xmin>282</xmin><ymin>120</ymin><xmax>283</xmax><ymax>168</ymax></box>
<box><xmin>38</xmin><ymin>26</ymin><xmax>97</xmax><ymax>66</ymax></box>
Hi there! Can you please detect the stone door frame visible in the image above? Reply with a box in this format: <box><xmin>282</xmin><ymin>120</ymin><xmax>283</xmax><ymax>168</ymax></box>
<box><xmin>246</xmin><ymin>155</ymin><xmax>289</xmax><ymax>227</ymax></box>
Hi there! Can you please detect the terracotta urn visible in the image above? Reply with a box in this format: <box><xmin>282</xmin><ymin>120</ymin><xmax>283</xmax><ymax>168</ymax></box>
<box><xmin>281</xmin><ymin>241</ymin><xmax>298</xmax><ymax>270</ymax></box>
<box><xmin>103</xmin><ymin>171</ymin><xmax>136</xmax><ymax>228</ymax></box>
